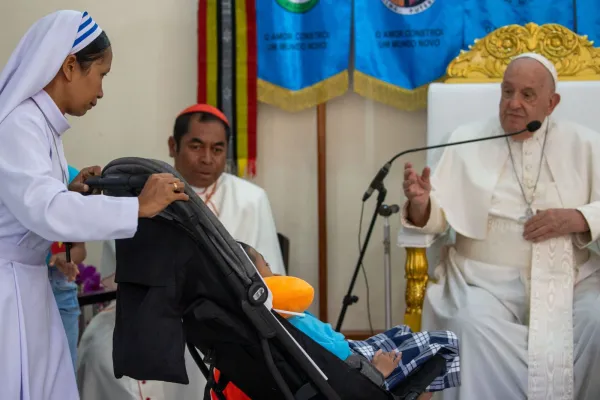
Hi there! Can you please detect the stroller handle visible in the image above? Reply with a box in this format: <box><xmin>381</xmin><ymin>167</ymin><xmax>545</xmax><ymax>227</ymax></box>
<box><xmin>84</xmin><ymin>174</ymin><xmax>151</xmax><ymax>194</ymax></box>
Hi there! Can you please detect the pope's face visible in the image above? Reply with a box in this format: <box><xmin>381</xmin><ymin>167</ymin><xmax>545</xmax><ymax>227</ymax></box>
<box><xmin>499</xmin><ymin>58</ymin><xmax>560</xmax><ymax>135</ymax></box>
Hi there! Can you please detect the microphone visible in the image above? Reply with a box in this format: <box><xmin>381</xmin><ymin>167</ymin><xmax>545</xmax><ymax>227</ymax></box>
<box><xmin>361</xmin><ymin>120</ymin><xmax>542</xmax><ymax>202</ymax></box>
<box><xmin>362</xmin><ymin>162</ymin><xmax>392</xmax><ymax>201</ymax></box>
<box><xmin>84</xmin><ymin>174</ymin><xmax>151</xmax><ymax>191</ymax></box>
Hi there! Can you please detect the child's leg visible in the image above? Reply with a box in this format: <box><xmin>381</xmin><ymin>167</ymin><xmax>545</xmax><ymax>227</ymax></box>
<box><xmin>52</xmin><ymin>287</ymin><xmax>81</xmax><ymax>371</ymax></box>
<box><xmin>59</xmin><ymin>298</ymin><xmax>80</xmax><ymax>369</ymax></box>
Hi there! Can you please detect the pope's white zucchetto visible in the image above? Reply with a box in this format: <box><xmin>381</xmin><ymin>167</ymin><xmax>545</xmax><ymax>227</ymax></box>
<box><xmin>511</xmin><ymin>52</ymin><xmax>558</xmax><ymax>86</ymax></box>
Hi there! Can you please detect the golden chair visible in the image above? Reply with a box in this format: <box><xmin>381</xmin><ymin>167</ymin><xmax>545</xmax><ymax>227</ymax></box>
<box><xmin>400</xmin><ymin>22</ymin><xmax>600</xmax><ymax>332</ymax></box>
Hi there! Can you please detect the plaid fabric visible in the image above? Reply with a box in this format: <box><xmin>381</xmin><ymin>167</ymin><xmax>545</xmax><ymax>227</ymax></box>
<box><xmin>348</xmin><ymin>325</ymin><xmax>460</xmax><ymax>392</ymax></box>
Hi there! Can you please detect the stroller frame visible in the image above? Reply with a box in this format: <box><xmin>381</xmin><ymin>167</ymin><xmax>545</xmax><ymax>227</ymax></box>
<box><xmin>88</xmin><ymin>157</ymin><xmax>447</xmax><ymax>400</ymax></box>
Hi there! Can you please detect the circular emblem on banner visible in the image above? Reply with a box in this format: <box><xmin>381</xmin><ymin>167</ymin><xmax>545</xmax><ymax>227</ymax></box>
<box><xmin>276</xmin><ymin>0</ymin><xmax>319</xmax><ymax>13</ymax></box>
<box><xmin>381</xmin><ymin>0</ymin><xmax>435</xmax><ymax>15</ymax></box>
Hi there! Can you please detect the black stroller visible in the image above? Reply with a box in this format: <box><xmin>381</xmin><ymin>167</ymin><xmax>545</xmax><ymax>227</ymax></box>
<box><xmin>86</xmin><ymin>157</ymin><xmax>448</xmax><ymax>400</ymax></box>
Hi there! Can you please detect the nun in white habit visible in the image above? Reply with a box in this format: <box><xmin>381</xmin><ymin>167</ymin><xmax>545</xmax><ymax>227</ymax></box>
<box><xmin>0</xmin><ymin>10</ymin><xmax>188</xmax><ymax>400</ymax></box>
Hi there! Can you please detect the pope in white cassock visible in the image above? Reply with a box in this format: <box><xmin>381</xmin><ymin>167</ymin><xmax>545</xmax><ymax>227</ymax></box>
<box><xmin>401</xmin><ymin>53</ymin><xmax>600</xmax><ymax>400</ymax></box>
<box><xmin>77</xmin><ymin>103</ymin><xmax>285</xmax><ymax>400</ymax></box>
<box><xmin>0</xmin><ymin>10</ymin><xmax>188</xmax><ymax>400</ymax></box>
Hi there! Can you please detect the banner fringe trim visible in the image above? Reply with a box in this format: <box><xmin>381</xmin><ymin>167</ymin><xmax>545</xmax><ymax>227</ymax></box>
<box><xmin>354</xmin><ymin>71</ymin><xmax>445</xmax><ymax>111</ymax></box>
<box><xmin>257</xmin><ymin>71</ymin><xmax>349</xmax><ymax>112</ymax></box>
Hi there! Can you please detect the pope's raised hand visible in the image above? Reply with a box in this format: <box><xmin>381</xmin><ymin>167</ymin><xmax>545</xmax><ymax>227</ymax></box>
<box><xmin>403</xmin><ymin>162</ymin><xmax>431</xmax><ymax>208</ymax></box>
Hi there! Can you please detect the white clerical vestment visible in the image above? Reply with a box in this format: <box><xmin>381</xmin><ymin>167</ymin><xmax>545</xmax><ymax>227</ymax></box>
<box><xmin>78</xmin><ymin>172</ymin><xmax>284</xmax><ymax>400</ymax></box>
<box><xmin>402</xmin><ymin>117</ymin><xmax>600</xmax><ymax>400</ymax></box>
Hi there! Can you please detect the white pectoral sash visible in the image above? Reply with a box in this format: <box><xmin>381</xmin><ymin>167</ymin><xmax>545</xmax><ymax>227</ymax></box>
<box><xmin>527</xmin><ymin>236</ymin><xmax>575</xmax><ymax>400</ymax></box>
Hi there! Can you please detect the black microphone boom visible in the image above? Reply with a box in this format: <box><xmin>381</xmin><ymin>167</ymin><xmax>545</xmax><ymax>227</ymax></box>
<box><xmin>340</xmin><ymin>120</ymin><xmax>542</xmax><ymax>332</ymax></box>
<box><xmin>388</xmin><ymin>120</ymin><xmax>541</xmax><ymax>166</ymax></box>
<box><xmin>361</xmin><ymin>121</ymin><xmax>541</xmax><ymax>202</ymax></box>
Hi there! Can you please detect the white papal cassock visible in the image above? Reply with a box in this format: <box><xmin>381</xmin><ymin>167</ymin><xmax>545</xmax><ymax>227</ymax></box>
<box><xmin>77</xmin><ymin>172</ymin><xmax>285</xmax><ymax>399</ymax></box>
<box><xmin>0</xmin><ymin>11</ymin><xmax>140</xmax><ymax>400</ymax></box>
<box><xmin>401</xmin><ymin>117</ymin><xmax>600</xmax><ymax>400</ymax></box>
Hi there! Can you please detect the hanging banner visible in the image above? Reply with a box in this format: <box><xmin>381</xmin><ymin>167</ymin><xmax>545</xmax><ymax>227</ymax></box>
<box><xmin>575</xmin><ymin>0</ymin><xmax>600</xmax><ymax>44</ymax></box>
<box><xmin>256</xmin><ymin>0</ymin><xmax>351</xmax><ymax>112</ymax></box>
<box><xmin>463</xmin><ymin>0</ymin><xmax>574</xmax><ymax>47</ymax></box>
<box><xmin>198</xmin><ymin>0</ymin><xmax>258</xmax><ymax>177</ymax></box>
<box><xmin>354</xmin><ymin>0</ymin><xmax>465</xmax><ymax>111</ymax></box>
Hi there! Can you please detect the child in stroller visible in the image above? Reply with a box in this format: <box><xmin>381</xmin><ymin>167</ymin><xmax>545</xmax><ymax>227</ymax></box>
<box><xmin>209</xmin><ymin>242</ymin><xmax>460</xmax><ymax>399</ymax></box>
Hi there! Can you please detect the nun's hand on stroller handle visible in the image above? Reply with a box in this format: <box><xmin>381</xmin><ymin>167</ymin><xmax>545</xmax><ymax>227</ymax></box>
<box><xmin>69</xmin><ymin>165</ymin><xmax>103</xmax><ymax>195</ymax></box>
<box><xmin>137</xmin><ymin>173</ymin><xmax>189</xmax><ymax>218</ymax></box>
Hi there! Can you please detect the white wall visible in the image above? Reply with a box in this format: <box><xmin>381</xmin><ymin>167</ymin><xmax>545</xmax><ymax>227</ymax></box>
<box><xmin>0</xmin><ymin>0</ymin><xmax>428</xmax><ymax>330</ymax></box>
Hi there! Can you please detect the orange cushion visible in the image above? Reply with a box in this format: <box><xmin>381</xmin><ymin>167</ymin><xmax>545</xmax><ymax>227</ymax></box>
<box><xmin>263</xmin><ymin>276</ymin><xmax>314</xmax><ymax>318</ymax></box>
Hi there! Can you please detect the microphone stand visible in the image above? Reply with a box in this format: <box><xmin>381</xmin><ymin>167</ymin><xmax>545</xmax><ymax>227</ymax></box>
<box><xmin>379</xmin><ymin>203</ymin><xmax>400</xmax><ymax>330</ymax></box>
<box><xmin>335</xmin><ymin>185</ymin><xmax>387</xmax><ymax>332</ymax></box>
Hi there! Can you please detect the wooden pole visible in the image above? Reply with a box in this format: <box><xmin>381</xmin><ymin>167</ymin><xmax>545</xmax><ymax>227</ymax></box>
<box><xmin>317</xmin><ymin>103</ymin><xmax>328</xmax><ymax>321</ymax></box>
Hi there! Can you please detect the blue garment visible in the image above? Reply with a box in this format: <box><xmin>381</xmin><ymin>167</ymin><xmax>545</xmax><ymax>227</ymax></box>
<box><xmin>288</xmin><ymin>312</ymin><xmax>352</xmax><ymax>360</ymax></box>
<box><xmin>47</xmin><ymin>164</ymin><xmax>81</xmax><ymax>370</ymax></box>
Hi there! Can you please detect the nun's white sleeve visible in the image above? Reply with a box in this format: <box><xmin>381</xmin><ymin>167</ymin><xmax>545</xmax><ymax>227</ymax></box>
<box><xmin>0</xmin><ymin>112</ymin><xmax>139</xmax><ymax>242</ymax></box>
